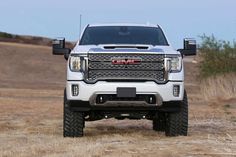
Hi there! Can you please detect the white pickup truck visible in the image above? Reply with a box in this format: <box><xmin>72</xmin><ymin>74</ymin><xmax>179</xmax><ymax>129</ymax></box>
<box><xmin>52</xmin><ymin>23</ymin><xmax>196</xmax><ymax>137</ymax></box>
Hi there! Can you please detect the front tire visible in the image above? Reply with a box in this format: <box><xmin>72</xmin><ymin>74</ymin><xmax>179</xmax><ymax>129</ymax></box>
<box><xmin>165</xmin><ymin>90</ymin><xmax>188</xmax><ymax>136</ymax></box>
<box><xmin>63</xmin><ymin>89</ymin><xmax>84</xmax><ymax>137</ymax></box>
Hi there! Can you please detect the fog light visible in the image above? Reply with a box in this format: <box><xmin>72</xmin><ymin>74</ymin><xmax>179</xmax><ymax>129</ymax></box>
<box><xmin>99</xmin><ymin>96</ymin><xmax>104</xmax><ymax>103</ymax></box>
<box><xmin>72</xmin><ymin>84</ymin><xmax>79</xmax><ymax>96</ymax></box>
<box><xmin>173</xmin><ymin>85</ymin><xmax>180</xmax><ymax>97</ymax></box>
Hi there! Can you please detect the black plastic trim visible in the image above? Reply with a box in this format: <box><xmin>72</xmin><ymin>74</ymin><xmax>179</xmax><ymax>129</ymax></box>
<box><xmin>69</xmin><ymin>100</ymin><xmax>91</xmax><ymax>111</ymax></box>
<box><xmin>84</xmin><ymin>78</ymin><xmax>168</xmax><ymax>84</ymax></box>
<box><xmin>66</xmin><ymin>79</ymin><xmax>169</xmax><ymax>84</ymax></box>
<box><xmin>68</xmin><ymin>100</ymin><xmax>181</xmax><ymax>112</ymax></box>
<box><xmin>67</xmin><ymin>80</ymin><xmax>183</xmax><ymax>84</ymax></box>
<box><xmin>169</xmin><ymin>80</ymin><xmax>183</xmax><ymax>82</ymax></box>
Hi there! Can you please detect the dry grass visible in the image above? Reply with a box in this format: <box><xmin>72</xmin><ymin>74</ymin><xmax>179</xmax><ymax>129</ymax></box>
<box><xmin>200</xmin><ymin>73</ymin><xmax>236</xmax><ymax>101</ymax></box>
<box><xmin>0</xmin><ymin>87</ymin><xmax>235</xmax><ymax>157</ymax></box>
<box><xmin>0</xmin><ymin>91</ymin><xmax>235</xmax><ymax>157</ymax></box>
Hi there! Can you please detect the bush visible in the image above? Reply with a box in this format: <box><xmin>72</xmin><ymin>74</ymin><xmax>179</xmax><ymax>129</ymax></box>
<box><xmin>0</xmin><ymin>32</ymin><xmax>14</xmax><ymax>38</ymax></box>
<box><xmin>199</xmin><ymin>34</ymin><xmax>236</xmax><ymax>78</ymax></box>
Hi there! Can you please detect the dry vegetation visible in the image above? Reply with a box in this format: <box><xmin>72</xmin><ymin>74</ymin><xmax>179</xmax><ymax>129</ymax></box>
<box><xmin>198</xmin><ymin>34</ymin><xmax>236</xmax><ymax>78</ymax></box>
<box><xmin>200</xmin><ymin>73</ymin><xmax>236</xmax><ymax>101</ymax></box>
<box><xmin>0</xmin><ymin>42</ymin><xmax>235</xmax><ymax>157</ymax></box>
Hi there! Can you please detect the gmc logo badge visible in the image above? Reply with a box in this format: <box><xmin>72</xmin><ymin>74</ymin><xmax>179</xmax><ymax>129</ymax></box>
<box><xmin>112</xmin><ymin>58</ymin><xmax>141</xmax><ymax>65</ymax></box>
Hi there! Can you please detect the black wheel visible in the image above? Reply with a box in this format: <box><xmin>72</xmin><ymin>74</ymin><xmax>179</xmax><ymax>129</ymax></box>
<box><xmin>153</xmin><ymin>112</ymin><xmax>166</xmax><ymax>132</ymax></box>
<box><xmin>165</xmin><ymin>90</ymin><xmax>188</xmax><ymax>136</ymax></box>
<box><xmin>63</xmin><ymin>89</ymin><xmax>84</xmax><ymax>137</ymax></box>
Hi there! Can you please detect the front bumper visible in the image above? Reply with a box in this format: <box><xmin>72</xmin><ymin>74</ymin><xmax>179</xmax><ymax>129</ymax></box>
<box><xmin>66</xmin><ymin>81</ymin><xmax>184</xmax><ymax>105</ymax></box>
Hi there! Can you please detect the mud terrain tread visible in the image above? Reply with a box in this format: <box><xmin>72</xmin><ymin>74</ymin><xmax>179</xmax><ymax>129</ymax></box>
<box><xmin>165</xmin><ymin>90</ymin><xmax>188</xmax><ymax>136</ymax></box>
<box><xmin>63</xmin><ymin>90</ymin><xmax>84</xmax><ymax>137</ymax></box>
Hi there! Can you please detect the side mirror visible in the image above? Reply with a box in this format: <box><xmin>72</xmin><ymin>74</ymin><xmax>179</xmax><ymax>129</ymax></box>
<box><xmin>52</xmin><ymin>38</ymin><xmax>71</xmax><ymax>60</ymax></box>
<box><xmin>178</xmin><ymin>38</ymin><xmax>197</xmax><ymax>56</ymax></box>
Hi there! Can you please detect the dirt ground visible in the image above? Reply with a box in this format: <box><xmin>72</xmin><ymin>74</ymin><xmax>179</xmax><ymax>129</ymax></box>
<box><xmin>0</xmin><ymin>42</ymin><xmax>235</xmax><ymax>157</ymax></box>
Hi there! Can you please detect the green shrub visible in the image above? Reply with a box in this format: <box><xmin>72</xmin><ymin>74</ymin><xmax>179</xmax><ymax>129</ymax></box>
<box><xmin>199</xmin><ymin>34</ymin><xmax>236</xmax><ymax>78</ymax></box>
<box><xmin>0</xmin><ymin>32</ymin><xmax>14</xmax><ymax>38</ymax></box>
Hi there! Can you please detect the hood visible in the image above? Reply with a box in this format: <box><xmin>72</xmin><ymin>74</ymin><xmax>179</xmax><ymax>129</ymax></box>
<box><xmin>71</xmin><ymin>44</ymin><xmax>179</xmax><ymax>55</ymax></box>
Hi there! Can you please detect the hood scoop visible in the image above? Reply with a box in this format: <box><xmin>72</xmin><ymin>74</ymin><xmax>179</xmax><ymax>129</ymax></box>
<box><xmin>103</xmin><ymin>45</ymin><xmax>149</xmax><ymax>50</ymax></box>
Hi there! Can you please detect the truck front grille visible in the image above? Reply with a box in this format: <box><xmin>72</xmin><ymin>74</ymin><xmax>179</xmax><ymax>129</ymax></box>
<box><xmin>86</xmin><ymin>53</ymin><xmax>166</xmax><ymax>83</ymax></box>
<box><xmin>89</xmin><ymin>53</ymin><xmax>164</xmax><ymax>62</ymax></box>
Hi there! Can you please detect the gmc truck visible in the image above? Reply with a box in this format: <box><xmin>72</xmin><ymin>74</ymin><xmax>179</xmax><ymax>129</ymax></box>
<box><xmin>52</xmin><ymin>24</ymin><xmax>196</xmax><ymax>137</ymax></box>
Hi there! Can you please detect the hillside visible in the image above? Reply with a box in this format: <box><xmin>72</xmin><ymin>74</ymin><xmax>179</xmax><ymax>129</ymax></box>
<box><xmin>0</xmin><ymin>31</ymin><xmax>74</xmax><ymax>48</ymax></box>
<box><xmin>0</xmin><ymin>42</ymin><xmax>66</xmax><ymax>89</ymax></box>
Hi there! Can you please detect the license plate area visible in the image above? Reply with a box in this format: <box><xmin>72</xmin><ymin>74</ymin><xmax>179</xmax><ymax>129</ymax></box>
<box><xmin>117</xmin><ymin>87</ymin><xmax>136</xmax><ymax>98</ymax></box>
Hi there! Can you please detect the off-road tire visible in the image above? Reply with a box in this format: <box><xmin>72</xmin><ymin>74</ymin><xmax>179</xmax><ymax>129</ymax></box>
<box><xmin>63</xmin><ymin>89</ymin><xmax>84</xmax><ymax>137</ymax></box>
<box><xmin>165</xmin><ymin>90</ymin><xmax>188</xmax><ymax>136</ymax></box>
<box><xmin>153</xmin><ymin>112</ymin><xmax>166</xmax><ymax>132</ymax></box>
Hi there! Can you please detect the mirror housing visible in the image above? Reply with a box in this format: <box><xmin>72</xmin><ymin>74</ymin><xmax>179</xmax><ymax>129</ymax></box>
<box><xmin>178</xmin><ymin>38</ymin><xmax>197</xmax><ymax>56</ymax></box>
<box><xmin>52</xmin><ymin>38</ymin><xmax>71</xmax><ymax>59</ymax></box>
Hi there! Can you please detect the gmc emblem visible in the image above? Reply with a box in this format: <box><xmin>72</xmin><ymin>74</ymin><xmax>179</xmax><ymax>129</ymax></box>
<box><xmin>112</xmin><ymin>58</ymin><xmax>141</xmax><ymax>65</ymax></box>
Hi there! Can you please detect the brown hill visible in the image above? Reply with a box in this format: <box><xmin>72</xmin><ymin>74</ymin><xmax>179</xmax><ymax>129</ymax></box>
<box><xmin>0</xmin><ymin>31</ymin><xmax>74</xmax><ymax>47</ymax></box>
<box><xmin>0</xmin><ymin>42</ymin><xmax>66</xmax><ymax>89</ymax></box>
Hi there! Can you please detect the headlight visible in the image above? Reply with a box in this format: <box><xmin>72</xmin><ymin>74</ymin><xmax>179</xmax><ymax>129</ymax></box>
<box><xmin>170</xmin><ymin>56</ymin><xmax>182</xmax><ymax>72</ymax></box>
<box><xmin>70</xmin><ymin>56</ymin><xmax>81</xmax><ymax>71</ymax></box>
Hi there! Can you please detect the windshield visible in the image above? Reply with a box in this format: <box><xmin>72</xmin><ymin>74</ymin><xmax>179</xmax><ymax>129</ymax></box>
<box><xmin>80</xmin><ymin>26</ymin><xmax>169</xmax><ymax>46</ymax></box>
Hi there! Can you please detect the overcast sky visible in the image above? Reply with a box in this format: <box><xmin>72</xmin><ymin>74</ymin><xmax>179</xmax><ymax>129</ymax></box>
<box><xmin>0</xmin><ymin>0</ymin><xmax>235</xmax><ymax>48</ymax></box>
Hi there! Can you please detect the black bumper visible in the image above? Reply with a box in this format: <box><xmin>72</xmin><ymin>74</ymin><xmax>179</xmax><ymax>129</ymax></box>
<box><xmin>68</xmin><ymin>100</ymin><xmax>181</xmax><ymax>112</ymax></box>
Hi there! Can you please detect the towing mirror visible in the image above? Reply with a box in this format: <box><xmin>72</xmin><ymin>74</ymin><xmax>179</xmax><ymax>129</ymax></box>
<box><xmin>52</xmin><ymin>38</ymin><xmax>71</xmax><ymax>60</ymax></box>
<box><xmin>178</xmin><ymin>38</ymin><xmax>197</xmax><ymax>56</ymax></box>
